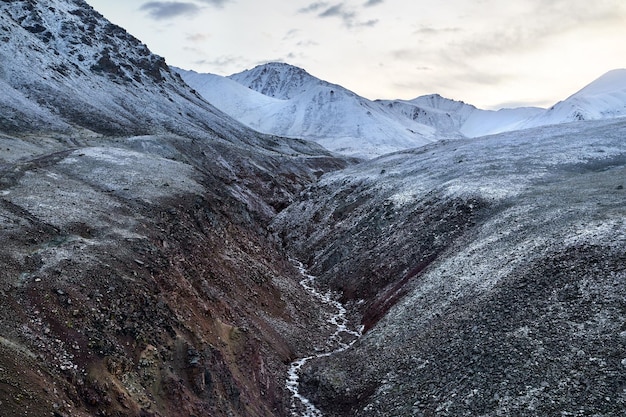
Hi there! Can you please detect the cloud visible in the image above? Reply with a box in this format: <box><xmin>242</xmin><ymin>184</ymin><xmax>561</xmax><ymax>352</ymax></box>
<box><xmin>319</xmin><ymin>4</ymin><xmax>351</xmax><ymax>18</ymax></box>
<box><xmin>450</xmin><ymin>0</ymin><xmax>626</xmax><ymax>58</ymax></box>
<box><xmin>197</xmin><ymin>0</ymin><xmax>231</xmax><ymax>7</ymax></box>
<box><xmin>364</xmin><ymin>0</ymin><xmax>383</xmax><ymax>6</ymax></box>
<box><xmin>283</xmin><ymin>29</ymin><xmax>300</xmax><ymax>40</ymax></box>
<box><xmin>298</xmin><ymin>1</ymin><xmax>378</xmax><ymax>28</ymax></box>
<box><xmin>297</xmin><ymin>39</ymin><xmax>319</xmax><ymax>47</ymax></box>
<box><xmin>390</xmin><ymin>48</ymin><xmax>421</xmax><ymax>61</ymax></box>
<box><xmin>186</xmin><ymin>32</ymin><xmax>212</xmax><ymax>42</ymax></box>
<box><xmin>140</xmin><ymin>0</ymin><xmax>232</xmax><ymax>20</ymax></box>
<box><xmin>358</xmin><ymin>19</ymin><xmax>379</xmax><ymax>27</ymax></box>
<box><xmin>194</xmin><ymin>55</ymin><xmax>246</xmax><ymax>71</ymax></box>
<box><xmin>318</xmin><ymin>3</ymin><xmax>362</xmax><ymax>27</ymax></box>
<box><xmin>298</xmin><ymin>2</ymin><xmax>329</xmax><ymax>14</ymax></box>
<box><xmin>139</xmin><ymin>2</ymin><xmax>201</xmax><ymax>19</ymax></box>
<box><xmin>413</xmin><ymin>26</ymin><xmax>461</xmax><ymax>36</ymax></box>
<box><xmin>392</xmin><ymin>69</ymin><xmax>511</xmax><ymax>98</ymax></box>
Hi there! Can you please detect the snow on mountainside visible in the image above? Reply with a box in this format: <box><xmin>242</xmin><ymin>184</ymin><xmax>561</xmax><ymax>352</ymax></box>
<box><xmin>381</xmin><ymin>70</ymin><xmax>626</xmax><ymax>137</ymax></box>
<box><xmin>178</xmin><ymin>63</ymin><xmax>626</xmax><ymax>158</ymax></box>
<box><xmin>377</xmin><ymin>94</ymin><xmax>544</xmax><ymax>138</ymax></box>
<box><xmin>176</xmin><ymin>64</ymin><xmax>443</xmax><ymax>159</ymax></box>
<box><xmin>0</xmin><ymin>0</ymin><xmax>313</xmax><ymax>150</ymax></box>
<box><xmin>522</xmin><ymin>68</ymin><xmax>626</xmax><ymax>128</ymax></box>
<box><xmin>228</xmin><ymin>62</ymin><xmax>321</xmax><ymax>100</ymax></box>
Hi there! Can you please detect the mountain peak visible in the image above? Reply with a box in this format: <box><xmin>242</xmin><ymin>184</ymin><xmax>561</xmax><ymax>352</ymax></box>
<box><xmin>532</xmin><ymin>68</ymin><xmax>626</xmax><ymax>124</ymax></box>
<box><xmin>407</xmin><ymin>93</ymin><xmax>476</xmax><ymax>113</ymax></box>
<box><xmin>229</xmin><ymin>62</ymin><xmax>325</xmax><ymax>99</ymax></box>
<box><xmin>0</xmin><ymin>0</ymin><xmax>245</xmax><ymax>137</ymax></box>
<box><xmin>573</xmin><ymin>68</ymin><xmax>626</xmax><ymax>97</ymax></box>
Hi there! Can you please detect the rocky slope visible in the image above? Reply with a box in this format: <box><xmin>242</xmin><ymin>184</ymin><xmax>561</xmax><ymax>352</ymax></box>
<box><xmin>3</xmin><ymin>1</ymin><xmax>626</xmax><ymax>417</ymax></box>
<box><xmin>272</xmin><ymin>118</ymin><xmax>626</xmax><ymax>416</ymax></box>
<box><xmin>0</xmin><ymin>1</ymin><xmax>353</xmax><ymax>416</ymax></box>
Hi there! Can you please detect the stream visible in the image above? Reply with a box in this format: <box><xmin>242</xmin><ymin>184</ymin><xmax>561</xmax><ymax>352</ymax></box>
<box><xmin>286</xmin><ymin>261</ymin><xmax>364</xmax><ymax>417</ymax></box>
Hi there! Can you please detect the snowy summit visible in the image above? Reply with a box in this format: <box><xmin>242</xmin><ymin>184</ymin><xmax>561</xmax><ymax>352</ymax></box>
<box><xmin>178</xmin><ymin>63</ymin><xmax>626</xmax><ymax>159</ymax></box>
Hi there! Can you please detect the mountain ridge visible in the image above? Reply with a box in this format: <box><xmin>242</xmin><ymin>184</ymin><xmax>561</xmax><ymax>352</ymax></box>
<box><xmin>522</xmin><ymin>68</ymin><xmax>626</xmax><ymax>127</ymax></box>
<box><xmin>178</xmin><ymin>63</ymin><xmax>626</xmax><ymax>158</ymax></box>
<box><xmin>176</xmin><ymin>64</ymin><xmax>442</xmax><ymax>159</ymax></box>
<box><xmin>228</xmin><ymin>62</ymin><xmax>329</xmax><ymax>100</ymax></box>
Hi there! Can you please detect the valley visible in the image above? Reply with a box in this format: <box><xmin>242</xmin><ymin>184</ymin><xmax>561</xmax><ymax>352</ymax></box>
<box><xmin>0</xmin><ymin>1</ymin><xmax>625</xmax><ymax>417</ymax></box>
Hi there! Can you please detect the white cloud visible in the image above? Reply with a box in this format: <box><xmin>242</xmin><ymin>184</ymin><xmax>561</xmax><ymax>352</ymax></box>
<box><xmin>139</xmin><ymin>2</ymin><xmax>201</xmax><ymax>20</ymax></box>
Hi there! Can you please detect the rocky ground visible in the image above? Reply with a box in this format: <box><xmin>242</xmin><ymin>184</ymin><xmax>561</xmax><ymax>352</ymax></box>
<box><xmin>0</xmin><ymin>130</ymin><xmax>352</xmax><ymax>417</ymax></box>
<box><xmin>272</xmin><ymin>119</ymin><xmax>626</xmax><ymax>416</ymax></box>
<box><xmin>2</xmin><ymin>2</ymin><xmax>626</xmax><ymax>416</ymax></box>
<box><xmin>0</xmin><ymin>2</ymin><xmax>358</xmax><ymax>414</ymax></box>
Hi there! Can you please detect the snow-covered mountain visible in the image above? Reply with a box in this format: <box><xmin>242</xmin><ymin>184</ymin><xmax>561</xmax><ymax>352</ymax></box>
<box><xmin>377</xmin><ymin>94</ymin><xmax>544</xmax><ymax>138</ymax></box>
<box><xmin>0</xmin><ymin>0</ymin><xmax>251</xmax><ymax>141</ymax></box>
<box><xmin>178</xmin><ymin>63</ymin><xmax>626</xmax><ymax>158</ymax></box>
<box><xmin>0</xmin><ymin>0</ymin><xmax>335</xmax><ymax>158</ymax></box>
<box><xmin>521</xmin><ymin>68</ymin><xmax>626</xmax><ymax>128</ymax></box>
<box><xmin>176</xmin><ymin>64</ymin><xmax>444</xmax><ymax>159</ymax></box>
<box><xmin>390</xmin><ymin>70</ymin><xmax>626</xmax><ymax>137</ymax></box>
<box><xmin>228</xmin><ymin>62</ymin><xmax>321</xmax><ymax>100</ymax></box>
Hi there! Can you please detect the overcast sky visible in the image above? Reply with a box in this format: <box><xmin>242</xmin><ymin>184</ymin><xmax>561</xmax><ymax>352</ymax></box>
<box><xmin>85</xmin><ymin>0</ymin><xmax>626</xmax><ymax>109</ymax></box>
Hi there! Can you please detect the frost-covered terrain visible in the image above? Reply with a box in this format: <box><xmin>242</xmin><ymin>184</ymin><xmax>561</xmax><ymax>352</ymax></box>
<box><xmin>178</xmin><ymin>64</ymin><xmax>626</xmax><ymax>158</ymax></box>
<box><xmin>0</xmin><ymin>2</ymin><xmax>353</xmax><ymax>417</ymax></box>
<box><xmin>2</xmin><ymin>1</ymin><xmax>626</xmax><ymax>417</ymax></box>
<box><xmin>272</xmin><ymin>118</ymin><xmax>626</xmax><ymax>416</ymax></box>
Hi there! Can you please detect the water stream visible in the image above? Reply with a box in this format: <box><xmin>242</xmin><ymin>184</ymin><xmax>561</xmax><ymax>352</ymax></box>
<box><xmin>286</xmin><ymin>261</ymin><xmax>363</xmax><ymax>417</ymax></box>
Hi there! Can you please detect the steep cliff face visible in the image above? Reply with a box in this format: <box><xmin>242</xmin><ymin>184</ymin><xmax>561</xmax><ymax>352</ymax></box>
<box><xmin>0</xmin><ymin>1</ymin><xmax>352</xmax><ymax>416</ymax></box>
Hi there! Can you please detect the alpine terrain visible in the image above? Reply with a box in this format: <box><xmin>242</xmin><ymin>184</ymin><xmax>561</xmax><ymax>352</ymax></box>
<box><xmin>178</xmin><ymin>64</ymin><xmax>626</xmax><ymax>158</ymax></box>
<box><xmin>1</xmin><ymin>1</ymin><xmax>626</xmax><ymax>417</ymax></box>
<box><xmin>175</xmin><ymin>64</ymin><xmax>443</xmax><ymax>159</ymax></box>
<box><xmin>0</xmin><ymin>1</ymin><xmax>353</xmax><ymax>416</ymax></box>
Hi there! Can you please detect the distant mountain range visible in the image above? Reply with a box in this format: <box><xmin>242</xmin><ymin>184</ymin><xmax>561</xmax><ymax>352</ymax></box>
<box><xmin>176</xmin><ymin>64</ymin><xmax>626</xmax><ymax>158</ymax></box>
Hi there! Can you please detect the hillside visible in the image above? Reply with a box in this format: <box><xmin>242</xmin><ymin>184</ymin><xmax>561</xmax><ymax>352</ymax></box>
<box><xmin>0</xmin><ymin>1</ymin><xmax>352</xmax><ymax>416</ymax></box>
<box><xmin>272</xmin><ymin>118</ymin><xmax>626</xmax><ymax>416</ymax></box>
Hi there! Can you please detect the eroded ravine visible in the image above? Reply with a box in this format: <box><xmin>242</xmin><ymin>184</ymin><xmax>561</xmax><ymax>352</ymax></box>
<box><xmin>287</xmin><ymin>261</ymin><xmax>364</xmax><ymax>416</ymax></box>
